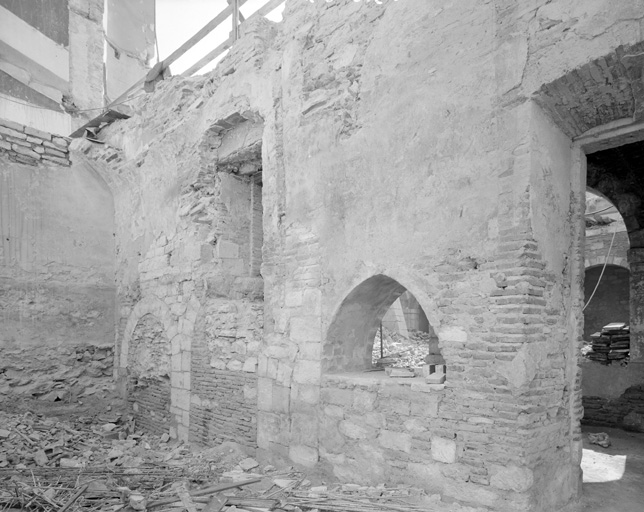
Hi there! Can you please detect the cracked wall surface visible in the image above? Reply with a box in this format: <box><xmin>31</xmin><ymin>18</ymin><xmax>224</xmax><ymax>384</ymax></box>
<box><xmin>71</xmin><ymin>1</ymin><xmax>644</xmax><ymax>511</ymax></box>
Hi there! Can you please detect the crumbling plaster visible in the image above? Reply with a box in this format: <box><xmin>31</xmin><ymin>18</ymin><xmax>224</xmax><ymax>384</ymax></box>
<box><xmin>69</xmin><ymin>0</ymin><xmax>644</xmax><ymax>511</ymax></box>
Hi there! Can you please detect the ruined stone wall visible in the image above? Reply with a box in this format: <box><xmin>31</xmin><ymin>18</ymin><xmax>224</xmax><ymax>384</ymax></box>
<box><xmin>76</xmin><ymin>38</ymin><xmax>270</xmax><ymax>439</ymax></box>
<box><xmin>72</xmin><ymin>0</ymin><xmax>644</xmax><ymax>510</ymax></box>
<box><xmin>0</xmin><ymin>142</ymin><xmax>115</xmax><ymax>403</ymax></box>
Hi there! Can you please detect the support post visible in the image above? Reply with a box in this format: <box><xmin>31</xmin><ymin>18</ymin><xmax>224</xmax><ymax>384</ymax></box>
<box><xmin>232</xmin><ymin>0</ymin><xmax>240</xmax><ymax>41</ymax></box>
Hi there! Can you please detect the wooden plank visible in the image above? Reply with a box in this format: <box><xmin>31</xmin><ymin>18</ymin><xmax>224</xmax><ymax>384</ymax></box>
<box><xmin>182</xmin><ymin>0</ymin><xmax>285</xmax><ymax>76</ymax></box>
<box><xmin>147</xmin><ymin>479</ymin><xmax>261</xmax><ymax>509</ymax></box>
<box><xmin>108</xmin><ymin>0</ymin><xmax>251</xmax><ymax>106</ymax></box>
<box><xmin>181</xmin><ymin>37</ymin><xmax>233</xmax><ymax>77</ymax></box>
<box><xmin>162</xmin><ymin>0</ymin><xmax>249</xmax><ymax>69</ymax></box>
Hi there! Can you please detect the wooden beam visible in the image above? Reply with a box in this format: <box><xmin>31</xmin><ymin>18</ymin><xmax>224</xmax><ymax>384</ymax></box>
<box><xmin>108</xmin><ymin>0</ymin><xmax>251</xmax><ymax>107</ymax></box>
<box><xmin>162</xmin><ymin>0</ymin><xmax>249</xmax><ymax>70</ymax></box>
<box><xmin>181</xmin><ymin>37</ymin><xmax>233</xmax><ymax>77</ymax></box>
<box><xmin>232</xmin><ymin>0</ymin><xmax>241</xmax><ymax>41</ymax></box>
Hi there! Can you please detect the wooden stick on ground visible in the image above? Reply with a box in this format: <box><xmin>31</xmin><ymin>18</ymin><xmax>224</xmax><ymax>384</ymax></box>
<box><xmin>148</xmin><ymin>479</ymin><xmax>261</xmax><ymax>509</ymax></box>
<box><xmin>59</xmin><ymin>484</ymin><xmax>88</xmax><ymax>512</ymax></box>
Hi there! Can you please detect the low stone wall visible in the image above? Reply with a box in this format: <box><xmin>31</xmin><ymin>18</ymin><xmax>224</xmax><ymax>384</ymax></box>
<box><xmin>582</xmin><ymin>385</ymin><xmax>644</xmax><ymax>431</ymax></box>
<box><xmin>0</xmin><ymin>118</ymin><xmax>70</xmax><ymax>166</ymax></box>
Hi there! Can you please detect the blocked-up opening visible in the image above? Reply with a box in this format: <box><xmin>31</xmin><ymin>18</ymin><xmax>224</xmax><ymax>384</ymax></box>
<box><xmin>128</xmin><ymin>314</ymin><xmax>172</xmax><ymax>434</ymax></box>
<box><xmin>324</xmin><ymin>275</ymin><xmax>441</xmax><ymax>375</ymax></box>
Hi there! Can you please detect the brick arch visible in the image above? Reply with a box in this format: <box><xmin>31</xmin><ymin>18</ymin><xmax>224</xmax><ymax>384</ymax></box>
<box><xmin>585</xmin><ymin>257</ymin><xmax>629</xmax><ymax>271</ymax></box>
<box><xmin>535</xmin><ymin>41</ymin><xmax>644</xmax><ymax>247</ymax></box>
<box><xmin>324</xmin><ymin>271</ymin><xmax>442</xmax><ymax>373</ymax></box>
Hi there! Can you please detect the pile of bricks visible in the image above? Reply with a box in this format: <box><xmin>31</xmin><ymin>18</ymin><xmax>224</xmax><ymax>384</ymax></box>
<box><xmin>0</xmin><ymin>118</ymin><xmax>70</xmax><ymax>166</ymax></box>
<box><xmin>586</xmin><ymin>322</ymin><xmax>630</xmax><ymax>364</ymax></box>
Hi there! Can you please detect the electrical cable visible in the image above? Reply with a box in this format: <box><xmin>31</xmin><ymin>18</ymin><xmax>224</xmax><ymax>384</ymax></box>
<box><xmin>0</xmin><ymin>93</ymin><xmax>147</xmax><ymax>113</ymax></box>
<box><xmin>585</xmin><ymin>204</ymin><xmax>617</xmax><ymax>216</ymax></box>
<box><xmin>583</xmin><ymin>229</ymin><xmax>617</xmax><ymax>312</ymax></box>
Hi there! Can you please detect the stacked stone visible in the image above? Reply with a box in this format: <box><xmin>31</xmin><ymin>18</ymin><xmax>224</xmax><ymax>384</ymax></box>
<box><xmin>587</xmin><ymin>322</ymin><xmax>630</xmax><ymax>364</ymax></box>
<box><xmin>0</xmin><ymin>119</ymin><xmax>70</xmax><ymax>166</ymax></box>
<box><xmin>583</xmin><ymin>385</ymin><xmax>644</xmax><ymax>430</ymax></box>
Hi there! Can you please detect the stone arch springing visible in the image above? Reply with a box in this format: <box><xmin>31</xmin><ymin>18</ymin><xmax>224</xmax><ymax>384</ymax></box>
<box><xmin>324</xmin><ymin>274</ymin><xmax>441</xmax><ymax>373</ymax></box>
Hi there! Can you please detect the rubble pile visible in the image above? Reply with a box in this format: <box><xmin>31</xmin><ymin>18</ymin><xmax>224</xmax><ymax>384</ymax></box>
<box><xmin>0</xmin><ymin>344</ymin><xmax>115</xmax><ymax>406</ymax></box>
<box><xmin>371</xmin><ymin>329</ymin><xmax>431</xmax><ymax>368</ymax></box>
<box><xmin>0</xmin><ymin>410</ymin><xmax>462</xmax><ymax>512</ymax></box>
<box><xmin>584</xmin><ymin>322</ymin><xmax>630</xmax><ymax>365</ymax></box>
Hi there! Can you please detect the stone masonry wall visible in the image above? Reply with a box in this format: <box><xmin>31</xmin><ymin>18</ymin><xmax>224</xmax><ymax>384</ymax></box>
<box><xmin>76</xmin><ymin>68</ymin><xmax>268</xmax><ymax>443</ymax></box>
<box><xmin>0</xmin><ymin>118</ymin><xmax>70</xmax><ymax>167</ymax></box>
<box><xmin>70</xmin><ymin>1</ymin><xmax>644</xmax><ymax>511</ymax></box>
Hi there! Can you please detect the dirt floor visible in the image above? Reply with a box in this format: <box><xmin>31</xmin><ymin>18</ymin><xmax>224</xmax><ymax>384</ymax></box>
<box><xmin>581</xmin><ymin>425</ymin><xmax>644</xmax><ymax>512</ymax></box>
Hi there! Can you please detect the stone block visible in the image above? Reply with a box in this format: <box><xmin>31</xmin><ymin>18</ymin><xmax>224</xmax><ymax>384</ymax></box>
<box><xmin>0</xmin><ymin>125</ymin><xmax>26</xmax><ymax>139</ymax></box>
<box><xmin>210</xmin><ymin>358</ymin><xmax>227</xmax><ymax>370</ymax></box>
<box><xmin>431</xmin><ymin>436</ymin><xmax>457</xmax><ymax>463</ymax></box>
<box><xmin>227</xmin><ymin>359</ymin><xmax>243</xmax><ymax>371</ymax></box>
<box><xmin>267</xmin><ymin>357</ymin><xmax>278</xmax><ymax>379</ymax></box>
<box><xmin>404</xmin><ymin>418</ymin><xmax>427</xmax><ymax>434</ymax></box>
<box><xmin>489</xmin><ymin>464</ymin><xmax>534</xmax><ymax>492</ymax></box>
<box><xmin>339</xmin><ymin>420</ymin><xmax>370</xmax><ymax>439</ymax></box>
<box><xmin>378</xmin><ymin>430</ymin><xmax>411</xmax><ymax>453</ymax></box>
<box><xmin>352</xmin><ymin>389</ymin><xmax>376</xmax><ymax>411</ymax></box>
<box><xmin>0</xmin><ymin>140</ymin><xmax>11</xmax><ymax>150</ymax></box>
<box><xmin>276</xmin><ymin>361</ymin><xmax>294</xmax><ymax>386</ymax></box>
<box><xmin>171</xmin><ymin>388</ymin><xmax>190</xmax><ymax>411</ymax></box>
<box><xmin>290</xmin><ymin>316</ymin><xmax>322</xmax><ymax>342</ymax></box>
<box><xmin>12</xmin><ymin>144</ymin><xmax>40</xmax><ymax>159</ymax></box>
<box><xmin>242</xmin><ymin>357</ymin><xmax>258</xmax><ymax>372</ymax></box>
<box><xmin>302</xmin><ymin>288</ymin><xmax>322</xmax><ymax>316</ymax></box>
<box><xmin>438</xmin><ymin>326</ymin><xmax>467</xmax><ymax>342</ymax></box>
<box><xmin>291</xmin><ymin>383</ymin><xmax>320</xmax><ymax>405</ymax></box>
<box><xmin>289</xmin><ymin>445</ymin><xmax>319</xmax><ymax>468</ymax></box>
<box><xmin>443</xmin><ymin>480</ymin><xmax>500</xmax><ymax>509</ymax></box>
<box><xmin>285</xmin><ymin>290</ymin><xmax>303</xmax><ymax>307</ymax></box>
<box><xmin>181</xmin><ymin>352</ymin><xmax>191</xmax><ymax>371</ymax></box>
<box><xmin>292</xmin><ymin>360</ymin><xmax>321</xmax><ymax>385</ymax></box>
<box><xmin>257</xmin><ymin>411</ymin><xmax>288</xmax><ymax>448</ymax></box>
<box><xmin>257</xmin><ymin>377</ymin><xmax>273</xmax><ymax>411</ymax></box>
<box><xmin>0</xmin><ymin>118</ymin><xmax>24</xmax><ymax>132</ymax></box>
<box><xmin>24</xmin><ymin>125</ymin><xmax>52</xmax><ymax>141</ymax></box>
<box><xmin>321</xmin><ymin>387</ymin><xmax>353</xmax><ymax>407</ymax></box>
<box><xmin>217</xmin><ymin>240</ymin><xmax>240</xmax><ymax>258</ymax></box>
<box><xmin>41</xmin><ymin>154</ymin><xmax>70</xmax><ymax>166</ymax></box>
<box><xmin>52</xmin><ymin>136</ymin><xmax>70</xmax><ymax>148</ymax></box>
<box><xmin>425</xmin><ymin>373</ymin><xmax>446</xmax><ymax>384</ymax></box>
<box><xmin>291</xmin><ymin>412</ymin><xmax>318</xmax><ymax>445</ymax></box>
<box><xmin>272</xmin><ymin>384</ymin><xmax>291</xmax><ymax>413</ymax></box>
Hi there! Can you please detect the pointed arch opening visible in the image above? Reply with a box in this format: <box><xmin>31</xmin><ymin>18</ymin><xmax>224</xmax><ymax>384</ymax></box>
<box><xmin>324</xmin><ymin>274</ymin><xmax>442</xmax><ymax>376</ymax></box>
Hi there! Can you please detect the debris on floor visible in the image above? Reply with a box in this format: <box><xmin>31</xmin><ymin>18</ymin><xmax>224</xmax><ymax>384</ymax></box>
<box><xmin>588</xmin><ymin>432</ymin><xmax>611</xmax><ymax>448</ymax></box>
<box><xmin>0</xmin><ymin>410</ymin><xmax>449</xmax><ymax>512</ymax></box>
